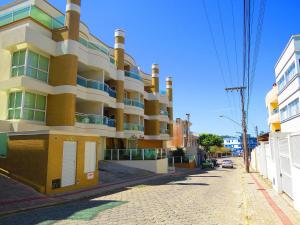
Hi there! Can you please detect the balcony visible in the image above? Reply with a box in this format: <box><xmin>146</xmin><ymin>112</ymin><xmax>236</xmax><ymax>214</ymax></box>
<box><xmin>75</xmin><ymin>112</ymin><xmax>115</xmax><ymax>127</ymax></box>
<box><xmin>124</xmin><ymin>122</ymin><xmax>144</xmax><ymax>131</ymax></box>
<box><xmin>124</xmin><ymin>98</ymin><xmax>144</xmax><ymax>109</ymax></box>
<box><xmin>266</xmin><ymin>85</ymin><xmax>278</xmax><ymax>106</ymax></box>
<box><xmin>105</xmin><ymin>148</ymin><xmax>167</xmax><ymax>160</ymax></box>
<box><xmin>109</xmin><ymin>57</ymin><xmax>115</xmax><ymax>65</ymax></box>
<box><xmin>268</xmin><ymin>111</ymin><xmax>280</xmax><ymax>125</ymax></box>
<box><xmin>160</xmin><ymin>109</ymin><xmax>169</xmax><ymax>116</ymax></box>
<box><xmin>125</xmin><ymin>71</ymin><xmax>143</xmax><ymax>82</ymax></box>
<box><xmin>77</xmin><ymin>75</ymin><xmax>116</xmax><ymax>98</ymax></box>
<box><xmin>160</xmin><ymin>128</ymin><xmax>169</xmax><ymax>134</ymax></box>
<box><xmin>78</xmin><ymin>37</ymin><xmax>109</xmax><ymax>56</ymax></box>
<box><xmin>0</xmin><ymin>5</ymin><xmax>64</xmax><ymax>30</ymax></box>
<box><xmin>271</xmin><ymin>108</ymin><xmax>279</xmax><ymax>115</ymax></box>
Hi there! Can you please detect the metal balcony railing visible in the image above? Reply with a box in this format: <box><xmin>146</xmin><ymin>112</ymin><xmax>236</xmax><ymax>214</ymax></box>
<box><xmin>160</xmin><ymin>110</ymin><xmax>169</xmax><ymax>116</ymax></box>
<box><xmin>0</xmin><ymin>5</ymin><xmax>64</xmax><ymax>29</ymax></box>
<box><xmin>124</xmin><ymin>71</ymin><xmax>143</xmax><ymax>82</ymax></box>
<box><xmin>124</xmin><ymin>123</ymin><xmax>144</xmax><ymax>131</ymax></box>
<box><xmin>124</xmin><ymin>98</ymin><xmax>144</xmax><ymax>109</ymax></box>
<box><xmin>78</xmin><ymin>37</ymin><xmax>109</xmax><ymax>56</ymax></box>
<box><xmin>75</xmin><ymin>112</ymin><xmax>115</xmax><ymax>127</ymax></box>
<box><xmin>160</xmin><ymin>128</ymin><xmax>169</xmax><ymax>134</ymax></box>
<box><xmin>77</xmin><ymin>75</ymin><xmax>116</xmax><ymax>98</ymax></box>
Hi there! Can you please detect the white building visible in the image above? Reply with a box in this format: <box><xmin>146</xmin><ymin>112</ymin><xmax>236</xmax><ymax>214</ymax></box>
<box><xmin>275</xmin><ymin>35</ymin><xmax>300</xmax><ymax>132</ymax></box>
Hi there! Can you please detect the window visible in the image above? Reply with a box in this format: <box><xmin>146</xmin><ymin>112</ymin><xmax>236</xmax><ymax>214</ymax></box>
<box><xmin>8</xmin><ymin>92</ymin><xmax>22</xmax><ymax>119</ymax></box>
<box><xmin>280</xmin><ymin>106</ymin><xmax>288</xmax><ymax>121</ymax></box>
<box><xmin>11</xmin><ymin>49</ymin><xmax>49</xmax><ymax>82</ymax></box>
<box><xmin>84</xmin><ymin>142</ymin><xmax>96</xmax><ymax>173</ymax></box>
<box><xmin>285</xmin><ymin>63</ymin><xmax>296</xmax><ymax>83</ymax></box>
<box><xmin>278</xmin><ymin>75</ymin><xmax>285</xmax><ymax>92</ymax></box>
<box><xmin>11</xmin><ymin>50</ymin><xmax>26</xmax><ymax>77</ymax></box>
<box><xmin>8</xmin><ymin>91</ymin><xmax>46</xmax><ymax>122</ymax></box>
<box><xmin>288</xmin><ymin>98</ymin><xmax>300</xmax><ymax>118</ymax></box>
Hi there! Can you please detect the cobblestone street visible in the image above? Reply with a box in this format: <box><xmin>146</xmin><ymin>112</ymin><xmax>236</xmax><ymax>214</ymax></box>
<box><xmin>1</xmin><ymin>158</ymin><xmax>300</xmax><ymax>225</ymax></box>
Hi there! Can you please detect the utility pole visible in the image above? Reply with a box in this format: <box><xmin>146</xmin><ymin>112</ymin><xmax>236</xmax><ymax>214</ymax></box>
<box><xmin>186</xmin><ymin>113</ymin><xmax>191</xmax><ymax>148</ymax></box>
<box><xmin>225</xmin><ymin>86</ymin><xmax>250</xmax><ymax>173</ymax></box>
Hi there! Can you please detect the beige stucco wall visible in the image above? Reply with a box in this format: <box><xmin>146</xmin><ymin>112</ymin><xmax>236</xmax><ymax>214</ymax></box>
<box><xmin>0</xmin><ymin>92</ymin><xmax>8</xmax><ymax>120</ymax></box>
<box><xmin>0</xmin><ymin>49</ymin><xmax>11</xmax><ymax>81</ymax></box>
<box><xmin>112</xmin><ymin>158</ymin><xmax>168</xmax><ymax>174</ymax></box>
<box><xmin>98</xmin><ymin>137</ymin><xmax>106</xmax><ymax>161</ymax></box>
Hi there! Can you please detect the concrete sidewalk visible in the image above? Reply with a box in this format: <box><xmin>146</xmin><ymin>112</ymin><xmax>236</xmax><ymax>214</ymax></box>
<box><xmin>241</xmin><ymin>169</ymin><xmax>300</xmax><ymax>224</ymax></box>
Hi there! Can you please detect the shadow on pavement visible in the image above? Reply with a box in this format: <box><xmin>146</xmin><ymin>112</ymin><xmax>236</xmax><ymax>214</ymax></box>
<box><xmin>0</xmin><ymin>200</ymin><xmax>127</xmax><ymax>225</ymax></box>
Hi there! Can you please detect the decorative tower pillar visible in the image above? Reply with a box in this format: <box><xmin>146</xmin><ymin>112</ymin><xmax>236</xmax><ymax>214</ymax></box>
<box><xmin>65</xmin><ymin>0</ymin><xmax>81</xmax><ymax>40</ymax></box>
<box><xmin>114</xmin><ymin>29</ymin><xmax>125</xmax><ymax>132</ymax></box>
<box><xmin>151</xmin><ymin>64</ymin><xmax>159</xmax><ymax>93</ymax></box>
<box><xmin>166</xmin><ymin>77</ymin><xmax>174</xmax><ymax>137</ymax></box>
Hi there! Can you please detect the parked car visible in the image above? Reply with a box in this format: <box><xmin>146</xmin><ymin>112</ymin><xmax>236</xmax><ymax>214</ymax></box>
<box><xmin>221</xmin><ymin>159</ymin><xmax>234</xmax><ymax>168</ymax></box>
<box><xmin>202</xmin><ymin>159</ymin><xmax>214</xmax><ymax>168</ymax></box>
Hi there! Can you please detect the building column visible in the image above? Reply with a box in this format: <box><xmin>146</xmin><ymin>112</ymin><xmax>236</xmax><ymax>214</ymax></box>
<box><xmin>166</xmin><ymin>76</ymin><xmax>174</xmax><ymax>137</ymax></box>
<box><xmin>47</xmin><ymin>0</ymin><xmax>81</xmax><ymax>126</ymax></box>
<box><xmin>114</xmin><ymin>29</ymin><xmax>125</xmax><ymax>132</ymax></box>
<box><xmin>144</xmin><ymin>64</ymin><xmax>161</xmax><ymax>136</ymax></box>
<box><xmin>151</xmin><ymin>64</ymin><xmax>159</xmax><ymax>93</ymax></box>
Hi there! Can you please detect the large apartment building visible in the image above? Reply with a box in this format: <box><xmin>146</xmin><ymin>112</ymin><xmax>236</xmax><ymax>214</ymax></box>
<box><xmin>0</xmin><ymin>0</ymin><xmax>173</xmax><ymax>193</ymax></box>
<box><xmin>272</xmin><ymin>35</ymin><xmax>300</xmax><ymax>133</ymax></box>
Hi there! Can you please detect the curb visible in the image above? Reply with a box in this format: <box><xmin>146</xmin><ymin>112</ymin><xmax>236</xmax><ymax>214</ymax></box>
<box><xmin>0</xmin><ymin>168</ymin><xmax>201</xmax><ymax>217</ymax></box>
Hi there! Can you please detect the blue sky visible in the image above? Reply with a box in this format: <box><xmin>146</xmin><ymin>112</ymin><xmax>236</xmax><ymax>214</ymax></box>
<box><xmin>2</xmin><ymin>0</ymin><xmax>299</xmax><ymax>136</ymax></box>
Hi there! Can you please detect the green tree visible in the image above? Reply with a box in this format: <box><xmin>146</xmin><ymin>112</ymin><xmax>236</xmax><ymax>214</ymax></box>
<box><xmin>198</xmin><ymin>133</ymin><xmax>223</xmax><ymax>151</ymax></box>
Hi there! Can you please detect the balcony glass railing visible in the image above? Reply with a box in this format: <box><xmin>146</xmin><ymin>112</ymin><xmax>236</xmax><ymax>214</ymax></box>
<box><xmin>160</xmin><ymin>110</ymin><xmax>169</xmax><ymax>116</ymax></box>
<box><xmin>124</xmin><ymin>123</ymin><xmax>144</xmax><ymax>131</ymax></box>
<box><xmin>125</xmin><ymin>71</ymin><xmax>143</xmax><ymax>82</ymax></box>
<box><xmin>75</xmin><ymin>112</ymin><xmax>115</xmax><ymax>127</ymax></box>
<box><xmin>110</xmin><ymin>57</ymin><xmax>115</xmax><ymax>65</ymax></box>
<box><xmin>0</xmin><ymin>5</ymin><xmax>64</xmax><ymax>29</ymax></box>
<box><xmin>168</xmin><ymin>155</ymin><xmax>196</xmax><ymax>164</ymax></box>
<box><xmin>78</xmin><ymin>37</ymin><xmax>110</xmax><ymax>56</ymax></box>
<box><xmin>124</xmin><ymin>98</ymin><xmax>144</xmax><ymax>109</ymax></box>
<box><xmin>272</xmin><ymin>108</ymin><xmax>279</xmax><ymax>115</ymax></box>
<box><xmin>160</xmin><ymin>128</ymin><xmax>169</xmax><ymax>134</ymax></box>
<box><xmin>77</xmin><ymin>75</ymin><xmax>116</xmax><ymax>98</ymax></box>
<box><xmin>160</xmin><ymin>90</ymin><xmax>167</xmax><ymax>95</ymax></box>
<box><xmin>105</xmin><ymin>148</ymin><xmax>167</xmax><ymax>160</ymax></box>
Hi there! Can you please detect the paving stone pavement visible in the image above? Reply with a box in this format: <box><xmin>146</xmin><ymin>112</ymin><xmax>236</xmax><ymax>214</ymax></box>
<box><xmin>0</xmin><ymin>158</ymin><xmax>300</xmax><ymax>225</ymax></box>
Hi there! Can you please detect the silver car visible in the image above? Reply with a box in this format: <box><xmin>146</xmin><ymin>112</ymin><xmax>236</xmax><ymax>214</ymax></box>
<box><xmin>221</xmin><ymin>159</ymin><xmax>234</xmax><ymax>168</ymax></box>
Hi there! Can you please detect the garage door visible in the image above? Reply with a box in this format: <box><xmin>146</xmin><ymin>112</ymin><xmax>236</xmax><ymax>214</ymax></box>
<box><xmin>61</xmin><ymin>141</ymin><xmax>77</xmax><ymax>187</ymax></box>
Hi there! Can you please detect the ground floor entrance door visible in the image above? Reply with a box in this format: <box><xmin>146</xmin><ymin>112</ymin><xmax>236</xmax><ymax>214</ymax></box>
<box><xmin>61</xmin><ymin>141</ymin><xmax>77</xmax><ymax>187</ymax></box>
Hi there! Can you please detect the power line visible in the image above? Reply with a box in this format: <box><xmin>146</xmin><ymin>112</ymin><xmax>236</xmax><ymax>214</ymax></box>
<box><xmin>217</xmin><ymin>0</ymin><xmax>233</xmax><ymax>86</ymax></box>
<box><xmin>230</xmin><ymin>0</ymin><xmax>240</xmax><ymax>86</ymax></box>
<box><xmin>249</xmin><ymin>0</ymin><xmax>267</xmax><ymax>98</ymax></box>
<box><xmin>217</xmin><ymin>0</ymin><xmax>241</xmax><ymax>125</ymax></box>
<box><xmin>202</xmin><ymin>0</ymin><xmax>238</xmax><ymax>130</ymax></box>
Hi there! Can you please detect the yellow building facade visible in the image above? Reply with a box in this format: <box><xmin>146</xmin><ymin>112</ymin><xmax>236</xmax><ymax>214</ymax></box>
<box><xmin>0</xmin><ymin>0</ymin><xmax>173</xmax><ymax>193</ymax></box>
<box><xmin>266</xmin><ymin>84</ymin><xmax>281</xmax><ymax>132</ymax></box>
